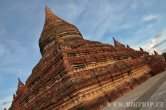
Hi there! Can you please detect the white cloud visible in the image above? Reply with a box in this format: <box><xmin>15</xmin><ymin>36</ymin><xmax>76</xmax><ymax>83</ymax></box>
<box><xmin>0</xmin><ymin>96</ymin><xmax>12</xmax><ymax>110</ymax></box>
<box><xmin>50</xmin><ymin>0</ymin><xmax>135</xmax><ymax>41</ymax></box>
<box><xmin>142</xmin><ymin>14</ymin><xmax>160</xmax><ymax>22</ymax></box>
<box><xmin>126</xmin><ymin>23</ymin><xmax>155</xmax><ymax>49</ymax></box>
<box><xmin>142</xmin><ymin>29</ymin><xmax>166</xmax><ymax>54</ymax></box>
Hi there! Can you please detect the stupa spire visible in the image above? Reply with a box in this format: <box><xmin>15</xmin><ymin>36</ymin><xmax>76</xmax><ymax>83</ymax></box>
<box><xmin>39</xmin><ymin>6</ymin><xmax>83</xmax><ymax>55</ymax></box>
<box><xmin>44</xmin><ymin>6</ymin><xmax>63</xmax><ymax>26</ymax></box>
<box><xmin>45</xmin><ymin>6</ymin><xmax>53</xmax><ymax>14</ymax></box>
<box><xmin>113</xmin><ymin>37</ymin><xmax>125</xmax><ymax>47</ymax></box>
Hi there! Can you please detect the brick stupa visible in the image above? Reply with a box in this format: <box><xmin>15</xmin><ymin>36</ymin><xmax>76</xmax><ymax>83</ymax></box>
<box><xmin>9</xmin><ymin>7</ymin><xmax>166</xmax><ymax>110</ymax></box>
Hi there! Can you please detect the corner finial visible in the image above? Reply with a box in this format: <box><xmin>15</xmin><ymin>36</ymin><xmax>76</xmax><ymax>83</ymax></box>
<box><xmin>127</xmin><ymin>45</ymin><xmax>130</xmax><ymax>48</ymax></box>
<box><xmin>154</xmin><ymin>50</ymin><xmax>158</xmax><ymax>55</ymax></box>
<box><xmin>140</xmin><ymin>47</ymin><xmax>143</xmax><ymax>51</ymax></box>
<box><xmin>113</xmin><ymin>37</ymin><xmax>118</xmax><ymax>46</ymax></box>
<box><xmin>113</xmin><ymin>37</ymin><xmax>116</xmax><ymax>42</ymax></box>
<box><xmin>112</xmin><ymin>37</ymin><xmax>125</xmax><ymax>47</ymax></box>
<box><xmin>18</xmin><ymin>78</ymin><xmax>24</xmax><ymax>88</ymax></box>
<box><xmin>13</xmin><ymin>94</ymin><xmax>16</xmax><ymax>99</ymax></box>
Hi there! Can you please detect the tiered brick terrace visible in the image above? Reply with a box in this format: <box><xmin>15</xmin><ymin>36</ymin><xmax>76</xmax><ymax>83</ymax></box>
<box><xmin>9</xmin><ymin>7</ymin><xmax>166</xmax><ymax>110</ymax></box>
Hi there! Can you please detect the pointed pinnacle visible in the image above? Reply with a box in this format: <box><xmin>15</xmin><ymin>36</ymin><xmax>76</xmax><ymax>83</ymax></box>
<box><xmin>44</xmin><ymin>6</ymin><xmax>62</xmax><ymax>26</ymax></box>
<box><xmin>13</xmin><ymin>94</ymin><xmax>15</xmax><ymax>99</ymax></box>
<box><xmin>45</xmin><ymin>6</ymin><xmax>53</xmax><ymax>14</ymax></box>
<box><xmin>18</xmin><ymin>78</ymin><xmax>24</xmax><ymax>88</ymax></box>
<box><xmin>112</xmin><ymin>37</ymin><xmax>116</xmax><ymax>42</ymax></box>
<box><xmin>154</xmin><ymin>50</ymin><xmax>158</xmax><ymax>55</ymax></box>
<box><xmin>127</xmin><ymin>45</ymin><xmax>130</xmax><ymax>48</ymax></box>
<box><xmin>140</xmin><ymin>47</ymin><xmax>143</xmax><ymax>51</ymax></box>
<box><xmin>112</xmin><ymin>37</ymin><xmax>125</xmax><ymax>47</ymax></box>
<box><xmin>112</xmin><ymin>37</ymin><xmax>117</xmax><ymax>45</ymax></box>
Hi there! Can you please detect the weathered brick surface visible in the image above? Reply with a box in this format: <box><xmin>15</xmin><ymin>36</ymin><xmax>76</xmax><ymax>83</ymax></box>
<box><xmin>9</xmin><ymin>7</ymin><xmax>166</xmax><ymax>110</ymax></box>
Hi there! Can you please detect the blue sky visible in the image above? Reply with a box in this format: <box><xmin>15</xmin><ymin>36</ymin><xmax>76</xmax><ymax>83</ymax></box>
<box><xmin>0</xmin><ymin>0</ymin><xmax>166</xmax><ymax>109</ymax></box>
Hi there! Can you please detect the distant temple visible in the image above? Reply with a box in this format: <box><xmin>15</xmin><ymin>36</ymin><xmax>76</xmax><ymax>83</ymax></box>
<box><xmin>9</xmin><ymin>7</ymin><xmax>166</xmax><ymax>110</ymax></box>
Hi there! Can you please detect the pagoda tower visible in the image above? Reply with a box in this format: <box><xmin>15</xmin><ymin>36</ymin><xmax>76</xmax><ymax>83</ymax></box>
<box><xmin>9</xmin><ymin>7</ymin><xmax>166</xmax><ymax>110</ymax></box>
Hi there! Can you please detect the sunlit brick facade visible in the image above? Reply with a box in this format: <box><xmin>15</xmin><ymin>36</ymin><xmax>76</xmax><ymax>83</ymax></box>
<box><xmin>9</xmin><ymin>7</ymin><xmax>166</xmax><ymax>110</ymax></box>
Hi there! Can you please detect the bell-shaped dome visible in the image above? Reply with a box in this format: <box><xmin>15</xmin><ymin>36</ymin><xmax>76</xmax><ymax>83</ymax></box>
<box><xmin>39</xmin><ymin>7</ymin><xmax>83</xmax><ymax>54</ymax></box>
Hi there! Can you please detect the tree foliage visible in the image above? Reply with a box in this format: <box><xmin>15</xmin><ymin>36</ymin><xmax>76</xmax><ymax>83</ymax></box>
<box><xmin>162</xmin><ymin>52</ymin><xmax>166</xmax><ymax>60</ymax></box>
<box><xmin>162</xmin><ymin>52</ymin><xmax>166</xmax><ymax>56</ymax></box>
